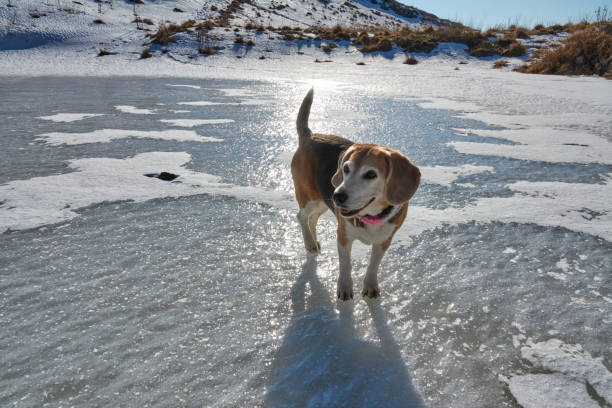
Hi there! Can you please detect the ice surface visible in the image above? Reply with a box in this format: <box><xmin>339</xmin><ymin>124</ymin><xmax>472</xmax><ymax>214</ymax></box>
<box><xmin>37</xmin><ymin>129</ymin><xmax>222</xmax><ymax>145</ymax></box>
<box><xmin>1</xmin><ymin>72</ymin><xmax>610</xmax><ymax>408</ymax></box>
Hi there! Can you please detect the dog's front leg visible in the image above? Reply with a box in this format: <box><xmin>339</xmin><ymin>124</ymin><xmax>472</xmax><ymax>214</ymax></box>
<box><xmin>362</xmin><ymin>243</ymin><xmax>386</xmax><ymax>298</ymax></box>
<box><xmin>337</xmin><ymin>223</ymin><xmax>354</xmax><ymax>300</ymax></box>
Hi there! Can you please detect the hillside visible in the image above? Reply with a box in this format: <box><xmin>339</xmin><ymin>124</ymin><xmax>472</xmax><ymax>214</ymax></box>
<box><xmin>0</xmin><ymin>0</ymin><xmax>443</xmax><ymax>50</ymax></box>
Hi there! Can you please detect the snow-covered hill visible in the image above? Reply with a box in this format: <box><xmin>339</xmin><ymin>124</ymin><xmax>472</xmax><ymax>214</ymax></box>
<box><xmin>0</xmin><ymin>0</ymin><xmax>443</xmax><ymax>51</ymax></box>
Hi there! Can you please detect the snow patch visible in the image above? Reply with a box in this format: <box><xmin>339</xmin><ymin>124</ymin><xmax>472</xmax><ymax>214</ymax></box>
<box><xmin>114</xmin><ymin>105</ymin><xmax>155</xmax><ymax>115</ymax></box>
<box><xmin>556</xmin><ymin>258</ymin><xmax>570</xmax><ymax>273</ymax></box>
<box><xmin>448</xmin><ymin>141</ymin><xmax>612</xmax><ymax>165</ymax></box>
<box><xmin>159</xmin><ymin>119</ymin><xmax>234</xmax><ymax>127</ymax></box>
<box><xmin>0</xmin><ymin>152</ymin><xmax>293</xmax><ymax>233</ymax></box>
<box><xmin>37</xmin><ymin>129</ymin><xmax>222</xmax><ymax>145</ymax></box>
<box><xmin>167</xmin><ymin>84</ymin><xmax>201</xmax><ymax>89</ymax></box>
<box><xmin>510</xmin><ymin>338</ymin><xmax>612</xmax><ymax>405</ymax></box>
<box><xmin>37</xmin><ymin>113</ymin><xmax>104</xmax><ymax>122</ymax></box>
<box><xmin>398</xmin><ymin>174</ymin><xmax>612</xmax><ymax>244</ymax></box>
<box><xmin>421</xmin><ymin>164</ymin><xmax>494</xmax><ymax>187</ymax></box>
<box><xmin>508</xmin><ymin>374</ymin><xmax>599</xmax><ymax>408</ymax></box>
<box><xmin>178</xmin><ymin>101</ymin><xmax>228</xmax><ymax>106</ymax></box>
<box><xmin>547</xmin><ymin>272</ymin><xmax>567</xmax><ymax>281</ymax></box>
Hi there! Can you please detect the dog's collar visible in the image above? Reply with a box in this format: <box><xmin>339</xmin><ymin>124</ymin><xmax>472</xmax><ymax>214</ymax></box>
<box><xmin>355</xmin><ymin>204</ymin><xmax>403</xmax><ymax>226</ymax></box>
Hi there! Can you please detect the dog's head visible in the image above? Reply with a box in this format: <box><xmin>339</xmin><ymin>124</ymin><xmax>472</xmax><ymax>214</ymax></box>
<box><xmin>331</xmin><ymin>144</ymin><xmax>420</xmax><ymax>218</ymax></box>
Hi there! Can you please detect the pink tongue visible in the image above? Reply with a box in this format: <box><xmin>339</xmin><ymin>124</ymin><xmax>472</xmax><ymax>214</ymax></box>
<box><xmin>356</xmin><ymin>215</ymin><xmax>383</xmax><ymax>225</ymax></box>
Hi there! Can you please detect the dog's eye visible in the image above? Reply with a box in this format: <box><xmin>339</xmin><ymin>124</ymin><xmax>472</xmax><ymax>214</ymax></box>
<box><xmin>343</xmin><ymin>164</ymin><xmax>350</xmax><ymax>174</ymax></box>
<box><xmin>363</xmin><ymin>170</ymin><xmax>377</xmax><ymax>180</ymax></box>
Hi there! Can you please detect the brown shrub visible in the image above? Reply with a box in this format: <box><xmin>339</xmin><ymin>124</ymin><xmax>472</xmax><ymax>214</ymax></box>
<box><xmin>517</xmin><ymin>27</ymin><xmax>612</xmax><ymax>78</ymax></box>
<box><xmin>98</xmin><ymin>48</ymin><xmax>114</xmax><ymax>56</ymax></box>
<box><xmin>502</xmin><ymin>42</ymin><xmax>526</xmax><ymax>57</ymax></box>
<box><xmin>403</xmin><ymin>56</ymin><xmax>418</xmax><ymax>64</ymax></box>
<box><xmin>93</xmin><ymin>19</ymin><xmax>105</xmax><ymax>24</ymax></box>
<box><xmin>360</xmin><ymin>37</ymin><xmax>393</xmax><ymax>53</ymax></box>
<box><xmin>133</xmin><ymin>17</ymin><xmax>154</xmax><ymax>25</ymax></box>
<box><xmin>196</xmin><ymin>20</ymin><xmax>215</xmax><ymax>30</ymax></box>
<box><xmin>514</xmin><ymin>27</ymin><xmax>529</xmax><ymax>39</ymax></box>
<box><xmin>322</xmin><ymin>42</ymin><xmax>337</xmax><ymax>52</ymax></box>
<box><xmin>149</xmin><ymin>24</ymin><xmax>179</xmax><ymax>45</ymax></box>
<box><xmin>493</xmin><ymin>59</ymin><xmax>509</xmax><ymax>68</ymax></box>
<box><xmin>140</xmin><ymin>48</ymin><xmax>152</xmax><ymax>59</ymax></box>
<box><xmin>469</xmin><ymin>45</ymin><xmax>496</xmax><ymax>57</ymax></box>
<box><xmin>181</xmin><ymin>19</ymin><xmax>196</xmax><ymax>30</ymax></box>
<box><xmin>495</xmin><ymin>36</ymin><xmax>514</xmax><ymax>47</ymax></box>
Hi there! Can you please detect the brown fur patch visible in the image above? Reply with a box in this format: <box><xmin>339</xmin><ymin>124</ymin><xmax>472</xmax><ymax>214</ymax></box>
<box><xmin>336</xmin><ymin>212</ymin><xmax>349</xmax><ymax>246</ymax></box>
<box><xmin>291</xmin><ymin>147</ymin><xmax>322</xmax><ymax>207</ymax></box>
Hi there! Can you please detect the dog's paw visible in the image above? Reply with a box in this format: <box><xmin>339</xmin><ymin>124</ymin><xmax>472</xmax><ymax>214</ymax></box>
<box><xmin>362</xmin><ymin>282</ymin><xmax>380</xmax><ymax>299</ymax></box>
<box><xmin>337</xmin><ymin>280</ymin><xmax>354</xmax><ymax>301</ymax></box>
<box><xmin>305</xmin><ymin>241</ymin><xmax>321</xmax><ymax>254</ymax></box>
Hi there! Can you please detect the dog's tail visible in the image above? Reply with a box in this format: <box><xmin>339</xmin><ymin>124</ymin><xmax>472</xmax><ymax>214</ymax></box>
<box><xmin>296</xmin><ymin>88</ymin><xmax>314</xmax><ymax>146</ymax></box>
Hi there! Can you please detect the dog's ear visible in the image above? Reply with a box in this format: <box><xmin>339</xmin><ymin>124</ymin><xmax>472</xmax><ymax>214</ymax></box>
<box><xmin>331</xmin><ymin>150</ymin><xmax>348</xmax><ymax>188</ymax></box>
<box><xmin>384</xmin><ymin>151</ymin><xmax>420</xmax><ymax>205</ymax></box>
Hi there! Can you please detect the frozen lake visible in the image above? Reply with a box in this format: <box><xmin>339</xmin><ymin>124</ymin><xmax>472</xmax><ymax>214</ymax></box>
<box><xmin>1</xmin><ymin>76</ymin><xmax>610</xmax><ymax>407</ymax></box>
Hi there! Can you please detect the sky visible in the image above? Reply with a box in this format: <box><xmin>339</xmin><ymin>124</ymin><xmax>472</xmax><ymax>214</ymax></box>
<box><xmin>402</xmin><ymin>0</ymin><xmax>611</xmax><ymax>29</ymax></box>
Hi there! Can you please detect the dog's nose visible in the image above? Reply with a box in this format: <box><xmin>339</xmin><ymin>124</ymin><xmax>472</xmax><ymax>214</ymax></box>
<box><xmin>333</xmin><ymin>190</ymin><xmax>348</xmax><ymax>206</ymax></box>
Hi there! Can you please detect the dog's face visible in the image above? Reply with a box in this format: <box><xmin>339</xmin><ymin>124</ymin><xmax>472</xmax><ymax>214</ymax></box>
<box><xmin>331</xmin><ymin>144</ymin><xmax>420</xmax><ymax>218</ymax></box>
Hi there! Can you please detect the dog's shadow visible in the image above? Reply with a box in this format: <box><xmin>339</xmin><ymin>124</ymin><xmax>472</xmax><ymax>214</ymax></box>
<box><xmin>264</xmin><ymin>255</ymin><xmax>424</xmax><ymax>407</ymax></box>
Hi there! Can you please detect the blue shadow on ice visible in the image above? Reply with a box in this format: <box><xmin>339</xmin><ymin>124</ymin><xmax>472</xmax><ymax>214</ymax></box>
<box><xmin>264</xmin><ymin>255</ymin><xmax>424</xmax><ymax>407</ymax></box>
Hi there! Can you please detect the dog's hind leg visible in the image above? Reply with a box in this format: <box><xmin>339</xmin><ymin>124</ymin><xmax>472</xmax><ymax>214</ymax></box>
<box><xmin>297</xmin><ymin>200</ymin><xmax>327</xmax><ymax>254</ymax></box>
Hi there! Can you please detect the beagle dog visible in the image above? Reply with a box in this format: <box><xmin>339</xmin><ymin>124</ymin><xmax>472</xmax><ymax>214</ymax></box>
<box><xmin>291</xmin><ymin>89</ymin><xmax>420</xmax><ymax>300</ymax></box>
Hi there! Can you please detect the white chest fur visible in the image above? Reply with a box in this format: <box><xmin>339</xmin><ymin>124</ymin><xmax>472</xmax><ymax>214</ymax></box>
<box><xmin>345</xmin><ymin>219</ymin><xmax>396</xmax><ymax>245</ymax></box>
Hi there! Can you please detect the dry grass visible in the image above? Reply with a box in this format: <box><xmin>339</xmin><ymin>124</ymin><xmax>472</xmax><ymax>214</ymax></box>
<box><xmin>148</xmin><ymin>21</ymin><xmax>196</xmax><ymax>45</ymax></box>
<box><xmin>322</xmin><ymin>42</ymin><xmax>337</xmax><ymax>52</ymax></box>
<box><xmin>97</xmin><ymin>48</ymin><xmax>115</xmax><ymax>56</ymax></box>
<box><xmin>133</xmin><ymin>17</ymin><xmax>154</xmax><ymax>25</ymax></box>
<box><xmin>493</xmin><ymin>59</ymin><xmax>509</xmax><ymax>68</ymax></box>
<box><xmin>140</xmin><ymin>48</ymin><xmax>152</xmax><ymax>59</ymax></box>
<box><xmin>403</xmin><ymin>56</ymin><xmax>418</xmax><ymax>64</ymax></box>
<box><xmin>516</xmin><ymin>23</ymin><xmax>612</xmax><ymax>78</ymax></box>
<box><xmin>305</xmin><ymin>23</ymin><xmax>526</xmax><ymax>56</ymax></box>
<box><xmin>501</xmin><ymin>42</ymin><xmax>526</xmax><ymax>57</ymax></box>
<box><xmin>216</xmin><ymin>0</ymin><xmax>251</xmax><ymax>27</ymax></box>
